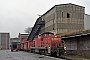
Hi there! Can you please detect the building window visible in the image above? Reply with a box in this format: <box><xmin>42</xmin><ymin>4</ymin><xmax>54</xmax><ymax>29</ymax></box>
<box><xmin>62</xmin><ymin>12</ymin><xmax>63</xmax><ymax>17</ymax></box>
<box><xmin>67</xmin><ymin>13</ymin><xmax>70</xmax><ymax>18</ymax></box>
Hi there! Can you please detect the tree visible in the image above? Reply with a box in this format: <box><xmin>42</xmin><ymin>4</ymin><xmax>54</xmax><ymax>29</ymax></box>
<box><xmin>24</xmin><ymin>27</ymin><xmax>32</xmax><ymax>33</ymax></box>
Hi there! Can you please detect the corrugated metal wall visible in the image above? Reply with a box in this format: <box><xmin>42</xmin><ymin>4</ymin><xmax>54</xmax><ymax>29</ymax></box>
<box><xmin>64</xmin><ymin>35</ymin><xmax>90</xmax><ymax>57</ymax></box>
<box><xmin>80</xmin><ymin>37</ymin><xmax>90</xmax><ymax>50</ymax></box>
<box><xmin>84</xmin><ymin>14</ymin><xmax>90</xmax><ymax>30</ymax></box>
<box><xmin>65</xmin><ymin>39</ymin><xmax>77</xmax><ymax>50</ymax></box>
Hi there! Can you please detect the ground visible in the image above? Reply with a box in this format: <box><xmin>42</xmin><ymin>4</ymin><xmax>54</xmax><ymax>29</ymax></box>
<box><xmin>0</xmin><ymin>50</ymin><xmax>66</xmax><ymax>60</ymax></box>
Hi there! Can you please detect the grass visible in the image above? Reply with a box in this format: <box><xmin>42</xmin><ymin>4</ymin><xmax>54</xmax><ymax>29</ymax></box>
<box><xmin>64</xmin><ymin>54</ymin><xmax>90</xmax><ymax>59</ymax></box>
<box><xmin>0</xmin><ymin>48</ymin><xmax>2</xmax><ymax>50</ymax></box>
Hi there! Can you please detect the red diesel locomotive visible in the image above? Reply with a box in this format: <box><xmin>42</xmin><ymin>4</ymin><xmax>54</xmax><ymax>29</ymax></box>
<box><xmin>17</xmin><ymin>32</ymin><xmax>65</xmax><ymax>56</ymax></box>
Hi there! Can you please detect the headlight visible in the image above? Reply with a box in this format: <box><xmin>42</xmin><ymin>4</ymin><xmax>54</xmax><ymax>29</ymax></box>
<box><xmin>49</xmin><ymin>47</ymin><xmax>50</xmax><ymax>48</ymax></box>
<box><xmin>64</xmin><ymin>46</ymin><xmax>66</xmax><ymax>50</ymax></box>
<box><xmin>64</xmin><ymin>44</ymin><xmax>66</xmax><ymax>50</ymax></box>
<box><xmin>55</xmin><ymin>36</ymin><xmax>57</xmax><ymax>37</ymax></box>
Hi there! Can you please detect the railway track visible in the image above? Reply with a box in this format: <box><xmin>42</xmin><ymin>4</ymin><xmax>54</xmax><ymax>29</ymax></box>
<box><xmin>58</xmin><ymin>56</ymin><xmax>71</xmax><ymax>60</ymax></box>
<box><xmin>38</xmin><ymin>54</ymin><xmax>72</xmax><ymax>60</ymax></box>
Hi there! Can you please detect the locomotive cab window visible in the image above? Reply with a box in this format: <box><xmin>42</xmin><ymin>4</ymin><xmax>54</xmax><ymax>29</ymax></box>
<box><xmin>42</xmin><ymin>34</ymin><xmax>46</xmax><ymax>37</ymax></box>
<box><xmin>41</xmin><ymin>32</ymin><xmax>54</xmax><ymax>37</ymax></box>
<box><xmin>49</xmin><ymin>34</ymin><xmax>53</xmax><ymax>36</ymax></box>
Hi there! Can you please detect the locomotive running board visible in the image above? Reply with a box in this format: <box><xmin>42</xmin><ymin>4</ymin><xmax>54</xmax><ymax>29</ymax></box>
<box><xmin>31</xmin><ymin>47</ymin><xmax>46</xmax><ymax>49</ymax></box>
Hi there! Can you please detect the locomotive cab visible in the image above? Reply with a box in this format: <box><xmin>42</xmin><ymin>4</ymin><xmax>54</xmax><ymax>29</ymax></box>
<box><xmin>40</xmin><ymin>32</ymin><xmax>65</xmax><ymax>56</ymax></box>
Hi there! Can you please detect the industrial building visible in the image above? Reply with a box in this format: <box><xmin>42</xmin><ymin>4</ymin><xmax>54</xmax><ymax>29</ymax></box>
<box><xmin>18</xmin><ymin>33</ymin><xmax>29</xmax><ymax>42</ymax></box>
<box><xmin>0</xmin><ymin>33</ymin><xmax>10</xmax><ymax>49</ymax></box>
<box><xmin>40</xmin><ymin>3</ymin><xmax>85</xmax><ymax>34</ymax></box>
<box><xmin>84</xmin><ymin>14</ymin><xmax>90</xmax><ymax>30</ymax></box>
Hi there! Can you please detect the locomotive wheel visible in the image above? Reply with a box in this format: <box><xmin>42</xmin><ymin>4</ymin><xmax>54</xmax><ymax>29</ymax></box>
<box><xmin>56</xmin><ymin>52</ymin><xmax>59</xmax><ymax>57</ymax></box>
<box><xmin>11</xmin><ymin>50</ymin><xmax>13</xmax><ymax>52</ymax></box>
<box><xmin>45</xmin><ymin>50</ymin><xmax>48</xmax><ymax>55</ymax></box>
<box><xmin>51</xmin><ymin>52</ymin><xmax>56</xmax><ymax>57</ymax></box>
<box><xmin>31</xmin><ymin>49</ymin><xmax>35</xmax><ymax>53</ymax></box>
<box><xmin>39</xmin><ymin>49</ymin><xmax>41</xmax><ymax>54</ymax></box>
<box><xmin>59</xmin><ymin>52</ymin><xmax>61</xmax><ymax>56</ymax></box>
<box><xmin>56</xmin><ymin>52</ymin><xmax>62</xmax><ymax>57</ymax></box>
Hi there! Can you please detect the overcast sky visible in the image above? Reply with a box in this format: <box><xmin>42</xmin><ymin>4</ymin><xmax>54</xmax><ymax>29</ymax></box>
<box><xmin>0</xmin><ymin>0</ymin><xmax>90</xmax><ymax>38</ymax></box>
